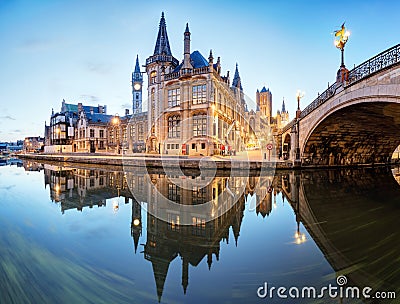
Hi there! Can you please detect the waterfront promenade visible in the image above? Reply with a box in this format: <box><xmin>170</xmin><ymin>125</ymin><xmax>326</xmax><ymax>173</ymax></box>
<box><xmin>18</xmin><ymin>151</ymin><xmax>290</xmax><ymax>170</ymax></box>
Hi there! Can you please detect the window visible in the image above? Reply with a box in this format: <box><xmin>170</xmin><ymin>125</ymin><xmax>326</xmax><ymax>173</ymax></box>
<box><xmin>201</xmin><ymin>143</ymin><xmax>206</xmax><ymax>149</ymax></box>
<box><xmin>138</xmin><ymin>124</ymin><xmax>144</xmax><ymax>141</ymax></box>
<box><xmin>168</xmin><ymin>88</ymin><xmax>180</xmax><ymax>107</ymax></box>
<box><xmin>192</xmin><ymin>143</ymin><xmax>195</xmax><ymax>150</ymax></box>
<box><xmin>99</xmin><ymin>141</ymin><xmax>104</xmax><ymax>149</ymax></box>
<box><xmin>192</xmin><ymin>186</ymin><xmax>207</xmax><ymax>204</ymax></box>
<box><xmin>109</xmin><ymin>129</ymin><xmax>114</xmax><ymax>143</ymax></box>
<box><xmin>168</xmin><ymin>183</ymin><xmax>180</xmax><ymax>202</ymax></box>
<box><xmin>90</xmin><ymin>178</ymin><xmax>95</xmax><ymax>187</ymax></box>
<box><xmin>136</xmin><ymin>93</ymin><xmax>139</xmax><ymax>99</ymax></box>
<box><xmin>176</xmin><ymin>144</ymin><xmax>179</xmax><ymax>149</ymax></box>
<box><xmin>82</xmin><ymin>129</ymin><xmax>86</xmax><ymax>138</ymax></box>
<box><xmin>192</xmin><ymin>217</ymin><xmax>206</xmax><ymax>236</ymax></box>
<box><xmin>99</xmin><ymin>130</ymin><xmax>104</xmax><ymax>138</ymax></box>
<box><xmin>130</xmin><ymin>125</ymin><xmax>135</xmax><ymax>140</ymax></box>
<box><xmin>99</xmin><ymin>176</ymin><xmax>104</xmax><ymax>186</ymax></box>
<box><xmin>193</xmin><ymin>114</ymin><xmax>207</xmax><ymax>136</ymax></box>
<box><xmin>150</xmin><ymin>71</ymin><xmax>157</xmax><ymax>84</ymax></box>
<box><xmin>122</xmin><ymin>127</ymin><xmax>127</xmax><ymax>142</ymax></box>
<box><xmin>167</xmin><ymin>144</ymin><xmax>170</xmax><ymax>149</ymax></box>
<box><xmin>90</xmin><ymin>129</ymin><xmax>94</xmax><ymax>138</ymax></box>
<box><xmin>192</xmin><ymin>84</ymin><xmax>206</xmax><ymax>104</ymax></box>
<box><xmin>168</xmin><ymin>115</ymin><xmax>180</xmax><ymax>138</ymax></box>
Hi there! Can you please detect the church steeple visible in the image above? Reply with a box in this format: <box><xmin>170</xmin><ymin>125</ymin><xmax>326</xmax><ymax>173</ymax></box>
<box><xmin>153</xmin><ymin>12</ymin><xmax>172</xmax><ymax>56</ymax></box>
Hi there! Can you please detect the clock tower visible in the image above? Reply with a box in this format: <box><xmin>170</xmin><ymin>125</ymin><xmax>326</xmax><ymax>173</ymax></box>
<box><xmin>132</xmin><ymin>55</ymin><xmax>143</xmax><ymax>114</ymax></box>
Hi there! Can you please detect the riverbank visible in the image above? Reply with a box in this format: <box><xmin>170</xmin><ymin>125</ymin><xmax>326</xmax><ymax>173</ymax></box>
<box><xmin>18</xmin><ymin>152</ymin><xmax>293</xmax><ymax>170</ymax></box>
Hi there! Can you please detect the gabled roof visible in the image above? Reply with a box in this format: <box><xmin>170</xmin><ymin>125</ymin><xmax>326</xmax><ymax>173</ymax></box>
<box><xmin>172</xmin><ymin>50</ymin><xmax>208</xmax><ymax>73</ymax></box>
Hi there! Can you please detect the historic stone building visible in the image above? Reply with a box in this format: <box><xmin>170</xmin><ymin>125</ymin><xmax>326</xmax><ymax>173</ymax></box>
<box><xmin>134</xmin><ymin>13</ymin><xmax>251</xmax><ymax>156</ymax></box>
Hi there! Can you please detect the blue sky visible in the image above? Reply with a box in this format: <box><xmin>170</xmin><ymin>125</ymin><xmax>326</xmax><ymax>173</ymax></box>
<box><xmin>0</xmin><ymin>0</ymin><xmax>399</xmax><ymax>141</ymax></box>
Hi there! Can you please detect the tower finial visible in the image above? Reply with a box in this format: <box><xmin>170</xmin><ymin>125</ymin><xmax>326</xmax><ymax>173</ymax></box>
<box><xmin>185</xmin><ymin>22</ymin><xmax>189</xmax><ymax>33</ymax></box>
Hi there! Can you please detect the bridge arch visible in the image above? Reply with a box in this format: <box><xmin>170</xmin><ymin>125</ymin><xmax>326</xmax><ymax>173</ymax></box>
<box><xmin>294</xmin><ymin>44</ymin><xmax>400</xmax><ymax>166</ymax></box>
<box><xmin>302</xmin><ymin>96</ymin><xmax>400</xmax><ymax>166</ymax></box>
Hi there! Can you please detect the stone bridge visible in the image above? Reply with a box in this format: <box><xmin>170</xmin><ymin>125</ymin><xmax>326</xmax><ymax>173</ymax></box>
<box><xmin>279</xmin><ymin>44</ymin><xmax>400</xmax><ymax>167</ymax></box>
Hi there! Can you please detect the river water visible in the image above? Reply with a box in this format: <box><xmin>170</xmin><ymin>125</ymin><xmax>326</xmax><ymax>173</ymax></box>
<box><xmin>0</xmin><ymin>160</ymin><xmax>398</xmax><ymax>303</ymax></box>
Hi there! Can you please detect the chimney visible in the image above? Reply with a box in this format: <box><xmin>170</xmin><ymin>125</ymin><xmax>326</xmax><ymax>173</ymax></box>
<box><xmin>125</xmin><ymin>109</ymin><xmax>129</xmax><ymax>116</ymax></box>
<box><xmin>98</xmin><ymin>105</ymin><xmax>103</xmax><ymax>114</ymax></box>
<box><xmin>90</xmin><ymin>107</ymin><xmax>94</xmax><ymax>115</ymax></box>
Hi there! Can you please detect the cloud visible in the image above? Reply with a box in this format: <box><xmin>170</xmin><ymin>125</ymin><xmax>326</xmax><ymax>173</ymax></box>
<box><xmin>120</xmin><ymin>103</ymin><xmax>131</xmax><ymax>110</ymax></box>
<box><xmin>10</xmin><ymin>129</ymin><xmax>22</xmax><ymax>133</ymax></box>
<box><xmin>87</xmin><ymin>62</ymin><xmax>111</xmax><ymax>74</ymax></box>
<box><xmin>0</xmin><ymin>116</ymin><xmax>16</xmax><ymax>120</ymax></box>
<box><xmin>80</xmin><ymin>95</ymin><xmax>99</xmax><ymax>103</ymax></box>
<box><xmin>17</xmin><ymin>39</ymin><xmax>54</xmax><ymax>52</ymax></box>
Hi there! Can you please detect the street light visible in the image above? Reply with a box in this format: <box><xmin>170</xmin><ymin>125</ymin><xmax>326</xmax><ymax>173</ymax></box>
<box><xmin>296</xmin><ymin>90</ymin><xmax>305</xmax><ymax>119</ymax></box>
<box><xmin>334</xmin><ymin>23</ymin><xmax>350</xmax><ymax>68</ymax></box>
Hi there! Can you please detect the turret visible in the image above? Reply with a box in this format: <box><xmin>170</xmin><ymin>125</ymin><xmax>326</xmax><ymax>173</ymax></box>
<box><xmin>182</xmin><ymin>23</ymin><xmax>193</xmax><ymax>73</ymax></box>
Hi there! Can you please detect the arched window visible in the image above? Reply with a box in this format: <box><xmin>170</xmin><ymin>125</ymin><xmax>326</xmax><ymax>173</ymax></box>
<box><xmin>168</xmin><ymin>115</ymin><xmax>180</xmax><ymax>138</ymax></box>
<box><xmin>150</xmin><ymin>71</ymin><xmax>157</xmax><ymax>84</ymax></box>
<box><xmin>193</xmin><ymin>114</ymin><xmax>207</xmax><ymax>137</ymax></box>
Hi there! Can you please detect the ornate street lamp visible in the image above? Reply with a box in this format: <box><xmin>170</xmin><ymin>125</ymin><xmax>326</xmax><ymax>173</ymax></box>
<box><xmin>334</xmin><ymin>23</ymin><xmax>350</xmax><ymax>83</ymax></box>
<box><xmin>334</xmin><ymin>23</ymin><xmax>350</xmax><ymax>67</ymax></box>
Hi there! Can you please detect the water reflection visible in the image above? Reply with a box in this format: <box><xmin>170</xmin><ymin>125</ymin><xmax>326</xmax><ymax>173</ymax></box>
<box><xmin>15</xmin><ymin>162</ymin><xmax>400</xmax><ymax>302</ymax></box>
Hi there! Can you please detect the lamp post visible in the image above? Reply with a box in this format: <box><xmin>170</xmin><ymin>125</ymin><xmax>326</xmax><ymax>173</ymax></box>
<box><xmin>334</xmin><ymin>23</ymin><xmax>350</xmax><ymax>82</ymax></box>
<box><xmin>295</xmin><ymin>91</ymin><xmax>305</xmax><ymax>162</ymax></box>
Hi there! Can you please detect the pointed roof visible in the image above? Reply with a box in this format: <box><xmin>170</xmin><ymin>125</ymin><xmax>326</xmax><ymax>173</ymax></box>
<box><xmin>282</xmin><ymin>98</ymin><xmax>286</xmax><ymax>113</ymax></box>
<box><xmin>134</xmin><ymin>55</ymin><xmax>140</xmax><ymax>74</ymax></box>
<box><xmin>153</xmin><ymin>12</ymin><xmax>172</xmax><ymax>56</ymax></box>
<box><xmin>151</xmin><ymin>259</ymin><xmax>170</xmax><ymax>302</ymax></box>
<box><xmin>185</xmin><ymin>22</ymin><xmax>190</xmax><ymax>33</ymax></box>
<box><xmin>132</xmin><ymin>55</ymin><xmax>143</xmax><ymax>82</ymax></box>
<box><xmin>260</xmin><ymin>86</ymin><xmax>268</xmax><ymax>93</ymax></box>
<box><xmin>232</xmin><ymin>63</ymin><xmax>243</xmax><ymax>90</ymax></box>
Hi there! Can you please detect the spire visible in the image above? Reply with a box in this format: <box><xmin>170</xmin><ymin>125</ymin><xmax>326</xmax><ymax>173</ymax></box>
<box><xmin>282</xmin><ymin>98</ymin><xmax>286</xmax><ymax>113</ymax></box>
<box><xmin>185</xmin><ymin>22</ymin><xmax>190</xmax><ymax>33</ymax></box>
<box><xmin>132</xmin><ymin>55</ymin><xmax>143</xmax><ymax>82</ymax></box>
<box><xmin>153</xmin><ymin>12</ymin><xmax>172</xmax><ymax>56</ymax></box>
<box><xmin>134</xmin><ymin>55</ymin><xmax>140</xmax><ymax>74</ymax></box>
<box><xmin>208</xmin><ymin>49</ymin><xmax>214</xmax><ymax>65</ymax></box>
<box><xmin>232</xmin><ymin>63</ymin><xmax>243</xmax><ymax>90</ymax></box>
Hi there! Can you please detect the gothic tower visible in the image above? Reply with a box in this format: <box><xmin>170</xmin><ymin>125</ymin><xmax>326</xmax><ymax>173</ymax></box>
<box><xmin>259</xmin><ymin>86</ymin><xmax>272</xmax><ymax>123</ymax></box>
<box><xmin>145</xmin><ymin>12</ymin><xmax>179</xmax><ymax>153</ymax></box>
<box><xmin>132</xmin><ymin>55</ymin><xmax>143</xmax><ymax>114</ymax></box>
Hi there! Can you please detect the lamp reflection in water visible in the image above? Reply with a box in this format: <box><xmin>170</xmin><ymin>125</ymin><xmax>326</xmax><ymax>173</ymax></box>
<box><xmin>294</xmin><ymin>222</ymin><xmax>306</xmax><ymax>245</ymax></box>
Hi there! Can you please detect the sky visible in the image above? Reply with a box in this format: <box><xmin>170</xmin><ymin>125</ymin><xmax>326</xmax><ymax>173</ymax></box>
<box><xmin>0</xmin><ymin>0</ymin><xmax>399</xmax><ymax>142</ymax></box>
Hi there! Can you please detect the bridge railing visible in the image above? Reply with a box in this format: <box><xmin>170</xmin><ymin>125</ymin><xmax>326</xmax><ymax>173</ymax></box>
<box><xmin>292</xmin><ymin>43</ymin><xmax>400</xmax><ymax>123</ymax></box>
<box><xmin>347</xmin><ymin>43</ymin><xmax>400</xmax><ymax>85</ymax></box>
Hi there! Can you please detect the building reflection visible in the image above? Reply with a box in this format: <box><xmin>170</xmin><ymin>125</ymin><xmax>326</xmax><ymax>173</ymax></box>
<box><xmin>32</xmin><ymin>162</ymin><xmax>400</xmax><ymax>301</ymax></box>
<box><xmin>38</xmin><ymin>162</ymin><xmax>271</xmax><ymax>301</ymax></box>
